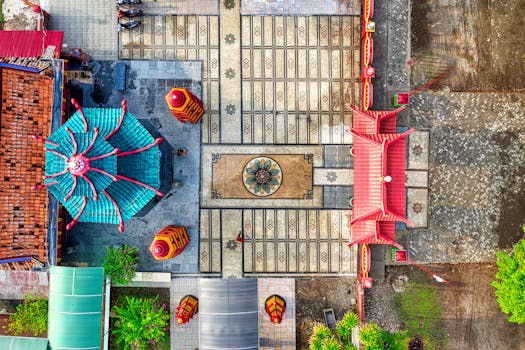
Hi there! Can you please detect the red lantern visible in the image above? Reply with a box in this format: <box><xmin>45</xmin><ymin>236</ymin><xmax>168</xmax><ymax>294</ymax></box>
<box><xmin>149</xmin><ymin>226</ymin><xmax>190</xmax><ymax>260</ymax></box>
<box><xmin>165</xmin><ymin>88</ymin><xmax>204</xmax><ymax>124</ymax></box>
<box><xmin>176</xmin><ymin>295</ymin><xmax>198</xmax><ymax>324</ymax></box>
<box><xmin>265</xmin><ymin>295</ymin><xmax>286</xmax><ymax>324</ymax></box>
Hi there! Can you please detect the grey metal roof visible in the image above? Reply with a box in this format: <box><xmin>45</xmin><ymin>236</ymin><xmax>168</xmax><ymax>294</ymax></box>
<box><xmin>199</xmin><ymin>278</ymin><xmax>259</xmax><ymax>350</ymax></box>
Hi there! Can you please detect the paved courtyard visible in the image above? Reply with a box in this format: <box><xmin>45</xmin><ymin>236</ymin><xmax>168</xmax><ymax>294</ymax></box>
<box><xmin>39</xmin><ymin>0</ymin><xmax>436</xmax><ymax>348</ymax></box>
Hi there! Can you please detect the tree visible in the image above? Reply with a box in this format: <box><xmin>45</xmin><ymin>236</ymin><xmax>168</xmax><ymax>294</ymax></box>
<box><xmin>103</xmin><ymin>244</ymin><xmax>138</xmax><ymax>285</ymax></box>
<box><xmin>492</xmin><ymin>238</ymin><xmax>525</xmax><ymax>324</ymax></box>
<box><xmin>6</xmin><ymin>296</ymin><xmax>48</xmax><ymax>336</ymax></box>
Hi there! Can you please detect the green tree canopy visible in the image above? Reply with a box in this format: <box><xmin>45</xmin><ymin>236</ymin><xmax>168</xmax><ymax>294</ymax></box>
<box><xmin>492</xmin><ymin>238</ymin><xmax>525</xmax><ymax>324</ymax></box>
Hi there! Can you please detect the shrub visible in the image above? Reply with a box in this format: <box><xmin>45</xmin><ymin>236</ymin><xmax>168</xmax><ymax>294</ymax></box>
<box><xmin>103</xmin><ymin>244</ymin><xmax>138</xmax><ymax>285</ymax></box>
<box><xmin>359</xmin><ymin>322</ymin><xmax>383</xmax><ymax>350</ymax></box>
<box><xmin>492</xmin><ymin>238</ymin><xmax>525</xmax><ymax>324</ymax></box>
<box><xmin>6</xmin><ymin>296</ymin><xmax>48</xmax><ymax>336</ymax></box>
<box><xmin>309</xmin><ymin>324</ymin><xmax>332</xmax><ymax>350</ymax></box>
<box><xmin>112</xmin><ymin>295</ymin><xmax>170</xmax><ymax>350</ymax></box>
<box><xmin>322</xmin><ymin>337</ymin><xmax>342</xmax><ymax>350</ymax></box>
<box><xmin>336</xmin><ymin>312</ymin><xmax>359</xmax><ymax>345</ymax></box>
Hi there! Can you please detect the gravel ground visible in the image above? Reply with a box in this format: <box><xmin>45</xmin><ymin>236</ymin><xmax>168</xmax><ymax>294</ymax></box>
<box><xmin>296</xmin><ymin>277</ymin><xmax>356</xmax><ymax>349</ymax></box>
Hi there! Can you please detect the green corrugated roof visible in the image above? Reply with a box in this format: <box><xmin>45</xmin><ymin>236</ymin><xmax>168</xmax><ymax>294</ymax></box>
<box><xmin>0</xmin><ymin>336</ymin><xmax>48</xmax><ymax>350</ymax></box>
<box><xmin>48</xmin><ymin>266</ymin><xmax>104</xmax><ymax>350</ymax></box>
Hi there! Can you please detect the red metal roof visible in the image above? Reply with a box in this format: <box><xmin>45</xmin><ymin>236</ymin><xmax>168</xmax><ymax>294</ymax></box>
<box><xmin>349</xmin><ymin>221</ymin><xmax>401</xmax><ymax>248</ymax></box>
<box><xmin>0</xmin><ymin>30</ymin><xmax>63</xmax><ymax>58</ymax></box>
<box><xmin>351</xmin><ymin>129</ymin><xmax>414</xmax><ymax>224</ymax></box>
<box><xmin>351</xmin><ymin>106</ymin><xmax>405</xmax><ymax>134</ymax></box>
<box><xmin>349</xmin><ymin>106</ymin><xmax>415</xmax><ymax>247</ymax></box>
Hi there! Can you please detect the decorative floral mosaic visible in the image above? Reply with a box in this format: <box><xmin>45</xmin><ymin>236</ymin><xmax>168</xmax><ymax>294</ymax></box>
<box><xmin>225</xmin><ymin>68</ymin><xmax>236</xmax><ymax>79</ymax></box>
<box><xmin>243</xmin><ymin>157</ymin><xmax>282</xmax><ymax>197</ymax></box>
<box><xmin>225</xmin><ymin>104</ymin><xmax>236</xmax><ymax>115</ymax></box>
<box><xmin>225</xmin><ymin>33</ymin><xmax>236</xmax><ymax>44</ymax></box>
<box><xmin>224</xmin><ymin>0</ymin><xmax>235</xmax><ymax>10</ymax></box>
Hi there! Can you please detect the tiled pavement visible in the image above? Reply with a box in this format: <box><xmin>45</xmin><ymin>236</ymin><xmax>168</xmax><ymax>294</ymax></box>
<box><xmin>117</xmin><ymin>14</ymin><xmax>359</xmax><ymax>144</ymax></box>
<box><xmin>41</xmin><ymin>0</ymin><xmax>118</xmax><ymax>60</ymax></box>
<box><xmin>170</xmin><ymin>277</ymin><xmax>296</xmax><ymax>350</ymax></box>
<box><xmin>170</xmin><ymin>278</ymin><xmax>199</xmax><ymax>350</ymax></box>
<box><xmin>241</xmin><ymin>0</ymin><xmax>360</xmax><ymax>15</ymax></box>
<box><xmin>39</xmin><ymin>0</ymin><xmax>433</xmax><ymax>348</ymax></box>
<box><xmin>141</xmin><ymin>0</ymin><xmax>219</xmax><ymax>15</ymax></box>
<box><xmin>119</xmin><ymin>15</ymin><xmax>221</xmax><ymax>144</ymax></box>
<box><xmin>258</xmin><ymin>278</ymin><xmax>296</xmax><ymax>349</ymax></box>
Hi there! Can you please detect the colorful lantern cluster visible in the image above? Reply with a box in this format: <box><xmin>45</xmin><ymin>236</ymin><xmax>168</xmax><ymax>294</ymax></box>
<box><xmin>165</xmin><ymin>87</ymin><xmax>204</xmax><ymax>124</ymax></box>
<box><xmin>149</xmin><ymin>225</ymin><xmax>190</xmax><ymax>260</ymax></box>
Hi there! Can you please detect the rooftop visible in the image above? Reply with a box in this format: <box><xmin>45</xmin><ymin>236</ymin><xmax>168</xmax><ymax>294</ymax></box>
<box><xmin>0</xmin><ymin>68</ymin><xmax>54</xmax><ymax>269</ymax></box>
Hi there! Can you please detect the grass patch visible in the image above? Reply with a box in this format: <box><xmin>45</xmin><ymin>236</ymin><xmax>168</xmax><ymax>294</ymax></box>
<box><xmin>0</xmin><ymin>0</ymin><xmax>4</xmax><ymax>27</ymax></box>
<box><xmin>394</xmin><ymin>281</ymin><xmax>446</xmax><ymax>350</ymax></box>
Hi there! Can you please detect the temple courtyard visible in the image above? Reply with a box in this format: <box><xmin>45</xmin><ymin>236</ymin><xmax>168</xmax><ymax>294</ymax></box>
<box><xmin>1</xmin><ymin>0</ymin><xmax>522</xmax><ymax>348</ymax></box>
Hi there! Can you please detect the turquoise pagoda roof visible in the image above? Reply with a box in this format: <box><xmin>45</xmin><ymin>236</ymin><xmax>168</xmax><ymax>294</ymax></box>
<box><xmin>33</xmin><ymin>99</ymin><xmax>163</xmax><ymax>233</ymax></box>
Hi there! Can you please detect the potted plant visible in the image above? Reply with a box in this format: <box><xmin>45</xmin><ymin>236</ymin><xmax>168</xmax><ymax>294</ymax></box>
<box><xmin>103</xmin><ymin>244</ymin><xmax>139</xmax><ymax>285</ymax></box>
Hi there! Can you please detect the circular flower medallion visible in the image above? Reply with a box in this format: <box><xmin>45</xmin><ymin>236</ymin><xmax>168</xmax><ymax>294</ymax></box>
<box><xmin>243</xmin><ymin>157</ymin><xmax>282</xmax><ymax>197</ymax></box>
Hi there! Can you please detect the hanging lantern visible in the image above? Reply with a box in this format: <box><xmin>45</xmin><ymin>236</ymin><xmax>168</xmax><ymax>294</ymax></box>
<box><xmin>149</xmin><ymin>226</ymin><xmax>190</xmax><ymax>260</ymax></box>
<box><xmin>165</xmin><ymin>87</ymin><xmax>204</xmax><ymax>124</ymax></box>
<box><xmin>358</xmin><ymin>243</ymin><xmax>373</xmax><ymax>288</ymax></box>
<box><xmin>176</xmin><ymin>295</ymin><xmax>199</xmax><ymax>324</ymax></box>
<box><xmin>265</xmin><ymin>294</ymin><xmax>286</xmax><ymax>324</ymax></box>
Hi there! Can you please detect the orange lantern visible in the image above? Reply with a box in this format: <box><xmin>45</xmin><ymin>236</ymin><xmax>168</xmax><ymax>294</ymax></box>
<box><xmin>265</xmin><ymin>294</ymin><xmax>286</xmax><ymax>324</ymax></box>
<box><xmin>358</xmin><ymin>243</ymin><xmax>373</xmax><ymax>288</ymax></box>
<box><xmin>165</xmin><ymin>87</ymin><xmax>204</xmax><ymax>124</ymax></box>
<box><xmin>149</xmin><ymin>226</ymin><xmax>190</xmax><ymax>260</ymax></box>
<box><xmin>176</xmin><ymin>295</ymin><xmax>198</xmax><ymax>324</ymax></box>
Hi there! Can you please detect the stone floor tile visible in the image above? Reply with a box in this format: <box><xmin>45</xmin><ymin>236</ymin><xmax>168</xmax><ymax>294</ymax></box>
<box><xmin>408</xmin><ymin>130</ymin><xmax>430</xmax><ymax>170</ymax></box>
<box><xmin>407</xmin><ymin>188</ymin><xmax>429</xmax><ymax>228</ymax></box>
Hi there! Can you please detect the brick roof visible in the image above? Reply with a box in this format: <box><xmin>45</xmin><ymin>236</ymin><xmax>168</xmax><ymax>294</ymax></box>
<box><xmin>0</xmin><ymin>68</ymin><xmax>54</xmax><ymax>269</ymax></box>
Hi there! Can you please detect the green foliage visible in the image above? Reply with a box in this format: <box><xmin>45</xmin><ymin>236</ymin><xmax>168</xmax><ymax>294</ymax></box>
<box><xmin>492</xmin><ymin>238</ymin><xmax>525</xmax><ymax>324</ymax></box>
<box><xmin>103</xmin><ymin>244</ymin><xmax>139</xmax><ymax>285</ymax></box>
<box><xmin>359</xmin><ymin>322</ymin><xmax>383</xmax><ymax>350</ymax></box>
<box><xmin>309</xmin><ymin>324</ymin><xmax>332</xmax><ymax>350</ymax></box>
<box><xmin>6</xmin><ymin>296</ymin><xmax>48</xmax><ymax>336</ymax></box>
<box><xmin>322</xmin><ymin>337</ymin><xmax>342</xmax><ymax>350</ymax></box>
<box><xmin>394</xmin><ymin>281</ymin><xmax>445</xmax><ymax>349</ymax></box>
<box><xmin>112</xmin><ymin>295</ymin><xmax>170</xmax><ymax>350</ymax></box>
<box><xmin>343</xmin><ymin>345</ymin><xmax>357</xmax><ymax>350</ymax></box>
<box><xmin>335</xmin><ymin>312</ymin><xmax>359</xmax><ymax>345</ymax></box>
<box><xmin>0</xmin><ymin>0</ymin><xmax>4</xmax><ymax>25</ymax></box>
<box><xmin>381</xmin><ymin>330</ymin><xmax>410</xmax><ymax>350</ymax></box>
<box><xmin>309</xmin><ymin>312</ymin><xmax>360</xmax><ymax>350</ymax></box>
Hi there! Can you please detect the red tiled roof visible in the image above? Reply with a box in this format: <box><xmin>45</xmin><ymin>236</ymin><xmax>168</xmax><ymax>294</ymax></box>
<box><xmin>0</xmin><ymin>30</ymin><xmax>63</xmax><ymax>58</ymax></box>
<box><xmin>349</xmin><ymin>122</ymin><xmax>414</xmax><ymax>247</ymax></box>
<box><xmin>0</xmin><ymin>68</ymin><xmax>54</xmax><ymax>268</ymax></box>
<box><xmin>351</xmin><ymin>130</ymin><xmax>413</xmax><ymax>224</ymax></box>
<box><xmin>350</xmin><ymin>106</ymin><xmax>405</xmax><ymax>134</ymax></box>
<box><xmin>349</xmin><ymin>221</ymin><xmax>401</xmax><ymax>248</ymax></box>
